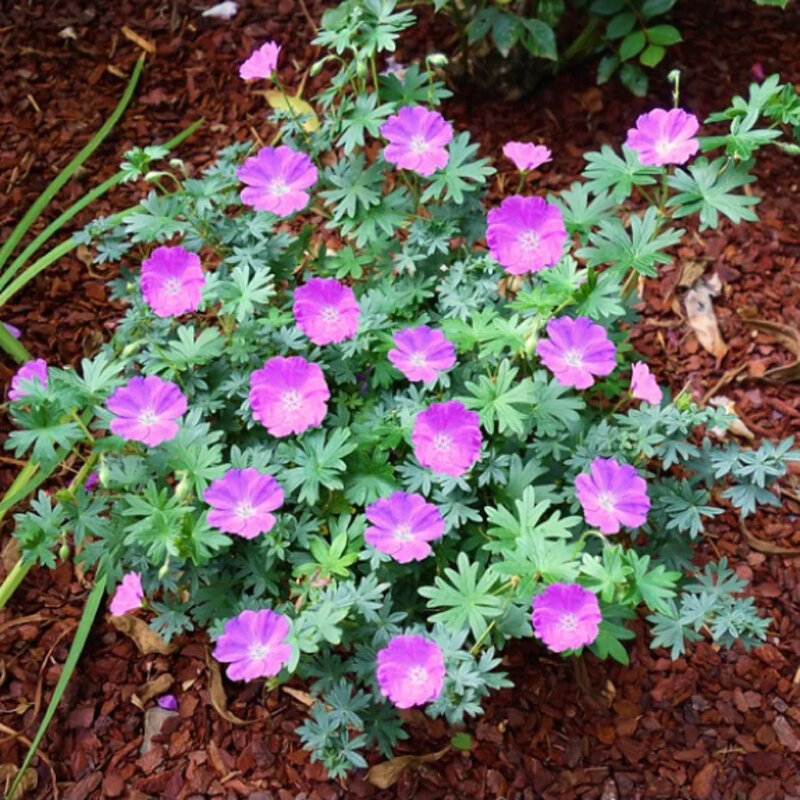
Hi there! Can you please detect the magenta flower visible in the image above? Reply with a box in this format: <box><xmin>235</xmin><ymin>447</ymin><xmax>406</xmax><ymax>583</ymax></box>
<box><xmin>3</xmin><ymin>322</ymin><xmax>21</xmax><ymax>339</ymax></box>
<box><xmin>630</xmin><ymin>362</ymin><xmax>662</xmax><ymax>405</ymax></box>
<box><xmin>203</xmin><ymin>468</ymin><xmax>284</xmax><ymax>539</ymax></box>
<box><xmin>249</xmin><ymin>356</ymin><xmax>330</xmax><ymax>437</ymax></box>
<box><xmin>213</xmin><ymin>609</ymin><xmax>292</xmax><ymax>682</ymax></box>
<box><xmin>536</xmin><ymin>317</ymin><xmax>616</xmax><ymax>390</ymax></box>
<box><xmin>412</xmin><ymin>400</ymin><xmax>482</xmax><ymax>477</ymax></box>
<box><xmin>365</xmin><ymin>491</ymin><xmax>445</xmax><ymax>563</ymax></box>
<box><xmin>388</xmin><ymin>326</ymin><xmax>456</xmax><ymax>383</ymax></box>
<box><xmin>238</xmin><ymin>146</ymin><xmax>318</xmax><ymax>217</ymax></box>
<box><xmin>376</xmin><ymin>634</ymin><xmax>445</xmax><ymax>709</ymax></box>
<box><xmin>625</xmin><ymin>108</ymin><xmax>700</xmax><ymax>167</ymax></box>
<box><xmin>574</xmin><ymin>457</ymin><xmax>651</xmax><ymax>534</ymax></box>
<box><xmin>486</xmin><ymin>196</ymin><xmax>567</xmax><ymax>275</ymax></box>
<box><xmin>503</xmin><ymin>141</ymin><xmax>552</xmax><ymax>171</ymax></box>
<box><xmin>157</xmin><ymin>694</ymin><xmax>179</xmax><ymax>711</ymax></box>
<box><xmin>380</xmin><ymin>106</ymin><xmax>453</xmax><ymax>177</ymax></box>
<box><xmin>107</xmin><ymin>375</ymin><xmax>187</xmax><ymax>447</ymax></box>
<box><xmin>293</xmin><ymin>277</ymin><xmax>360</xmax><ymax>345</ymax></box>
<box><xmin>110</xmin><ymin>572</ymin><xmax>144</xmax><ymax>616</ymax></box>
<box><xmin>239</xmin><ymin>41</ymin><xmax>281</xmax><ymax>81</ymax></box>
<box><xmin>8</xmin><ymin>358</ymin><xmax>48</xmax><ymax>401</ymax></box>
<box><xmin>140</xmin><ymin>246</ymin><xmax>205</xmax><ymax>318</ymax></box>
<box><xmin>84</xmin><ymin>472</ymin><xmax>100</xmax><ymax>493</ymax></box>
<box><xmin>531</xmin><ymin>583</ymin><xmax>601</xmax><ymax>653</ymax></box>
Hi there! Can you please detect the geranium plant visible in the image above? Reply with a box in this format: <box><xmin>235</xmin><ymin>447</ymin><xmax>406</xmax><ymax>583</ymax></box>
<box><xmin>4</xmin><ymin>0</ymin><xmax>800</xmax><ymax>779</ymax></box>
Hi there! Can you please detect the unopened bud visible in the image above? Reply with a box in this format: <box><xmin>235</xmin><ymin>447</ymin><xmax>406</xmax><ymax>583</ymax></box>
<box><xmin>58</xmin><ymin>543</ymin><xmax>70</xmax><ymax>561</ymax></box>
<box><xmin>426</xmin><ymin>53</ymin><xmax>448</xmax><ymax>67</ymax></box>
<box><xmin>174</xmin><ymin>471</ymin><xmax>192</xmax><ymax>501</ymax></box>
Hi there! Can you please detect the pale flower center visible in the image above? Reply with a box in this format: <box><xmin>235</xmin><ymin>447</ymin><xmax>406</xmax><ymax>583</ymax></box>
<box><xmin>518</xmin><ymin>230</ymin><xmax>541</xmax><ymax>250</ymax></box>
<box><xmin>163</xmin><ymin>278</ymin><xmax>182</xmax><ymax>296</ymax></box>
<box><xmin>410</xmin><ymin>134</ymin><xmax>430</xmax><ymax>154</ymax></box>
<box><xmin>431</xmin><ymin>433</ymin><xmax>452</xmax><ymax>453</ymax></box>
<box><xmin>597</xmin><ymin>491</ymin><xmax>617</xmax><ymax>512</ymax></box>
<box><xmin>654</xmin><ymin>138</ymin><xmax>673</xmax><ymax>157</ymax></box>
<box><xmin>407</xmin><ymin>665</ymin><xmax>429</xmax><ymax>684</ymax></box>
<box><xmin>564</xmin><ymin>349</ymin><xmax>584</xmax><ymax>367</ymax></box>
<box><xmin>137</xmin><ymin>407</ymin><xmax>158</xmax><ymax>426</ymax></box>
<box><xmin>236</xmin><ymin>501</ymin><xmax>256</xmax><ymax>519</ymax></box>
<box><xmin>269</xmin><ymin>178</ymin><xmax>290</xmax><ymax>197</ymax></box>
<box><xmin>320</xmin><ymin>306</ymin><xmax>340</xmax><ymax>324</ymax></box>
<box><xmin>249</xmin><ymin>642</ymin><xmax>272</xmax><ymax>660</ymax></box>
<box><xmin>281</xmin><ymin>390</ymin><xmax>303</xmax><ymax>411</ymax></box>
<box><xmin>560</xmin><ymin>612</ymin><xmax>579</xmax><ymax>632</ymax></box>
<box><xmin>393</xmin><ymin>524</ymin><xmax>415</xmax><ymax>542</ymax></box>
<box><xmin>409</xmin><ymin>351</ymin><xmax>428</xmax><ymax>367</ymax></box>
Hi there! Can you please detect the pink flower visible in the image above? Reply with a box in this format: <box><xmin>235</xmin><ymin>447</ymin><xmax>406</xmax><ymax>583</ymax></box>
<box><xmin>486</xmin><ymin>195</ymin><xmax>567</xmax><ymax>275</ymax></box>
<box><xmin>8</xmin><ymin>358</ymin><xmax>48</xmax><ymax>401</ymax></box>
<box><xmin>412</xmin><ymin>400</ymin><xmax>482</xmax><ymax>477</ymax></box>
<box><xmin>574</xmin><ymin>457</ymin><xmax>651</xmax><ymax>534</ymax></box>
<box><xmin>110</xmin><ymin>572</ymin><xmax>144</xmax><ymax>616</ymax></box>
<box><xmin>503</xmin><ymin>141</ymin><xmax>552</xmax><ymax>171</ymax></box>
<box><xmin>388</xmin><ymin>326</ymin><xmax>456</xmax><ymax>383</ymax></box>
<box><xmin>293</xmin><ymin>277</ymin><xmax>360</xmax><ymax>345</ymax></box>
<box><xmin>249</xmin><ymin>356</ymin><xmax>330</xmax><ymax>437</ymax></box>
<box><xmin>630</xmin><ymin>362</ymin><xmax>662</xmax><ymax>405</ymax></box>
<box><xmin>140</xmin><ymin>246</ymin><xmax>205</xmax><ymax>318</ymax></box>
<box><xmin>536</xmin><ymin>317</ymin><xmax>616</xmax><ymax>390</ymax></box>
<box><xmin>380</xmin><ymin>106</ymin><xmax>453</xmax><ymax>177</ymax></box>
<box><xmin>365</xmin><ymin>491</ymin><xmax>445</xmax><ymax>563</ymax></box>
<box><xmin>3</xmin><ymin>322</ymin><xmax>21</xmax><ymax>339</ymax></box>
<box><xmin>625</xmin><ymin>108</ymin><xmax>700</xmax><ymax>167</ymax></box>
<box><xmin>203</xmin><ymin>468</ymin><xmax>284</xmax><ymax>539</ymax></box>
<box><xmin>107</xmin><ymin>375</ymin><xmax>187</xmax><ymax>447</ymax></box>
<box><xmin>157</xmin><ymin>694</ymin><xmax>178</xmax><ymax>711</ymax></box>
<box><xmin>213</xmin><ymin>609</ymin><xmax>292</xmax><ymax>682</ymax></box>
<box><xmin>84</xmin><ymin>472</ymin><xmax>100</xmax><ymax>492</ymax></box>
<box><xmin>531</xmin><ymin>583</ymin><xmax>601</xmax><ymax>653</ymax></box>
<box><xmin>238</xmin><ymin>146</ymin><xmax>318</xmax><ymax>217</ymax></box>
<box><xmin>376</xmin><ymin>634</ymin><xmax>445</xmax><ymax>709</ymax></box>
<box><xmin>239</xmin><ymin>41</ymin><xmax>281</xmax><ymax>80</ymax></box>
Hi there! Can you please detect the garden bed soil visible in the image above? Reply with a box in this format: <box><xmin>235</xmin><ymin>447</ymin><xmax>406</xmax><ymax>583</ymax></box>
<box><xmin>1</xmin><ymin>0</ymin><xmax>800</xmax><ymax>798</ymax></box>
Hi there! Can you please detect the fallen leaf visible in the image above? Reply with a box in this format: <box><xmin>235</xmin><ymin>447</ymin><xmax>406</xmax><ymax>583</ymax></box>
<box><xmin>121</xmin><ymin>25</ymin><xmax>155</xmax><ymax>54</ymax></box>
<box><xmin>201</xmin><ymin>1</ymin><xmax>238</xmax><ymax>18</ymax></box>
<box><xmin>685</xmin><ymin>285</ymin><xmax>728</xmax><ymax>358</ymax></box>
<box><xmin>708</xmin><ymin>395</ymin><xmax>755</xmax><ymax>441</ymax></box>
<box><xmin>742</xmin><ymin>318</ymin><xmax>800</xmax><ymax>383</ymax></box>
<box><xmin>205</xmin><ymin>653</ymin><xmax>259</xmax><ymax>726</ymax></box>
<box><xmin>281</xmin><ymin>686</ymin><xmax>316</xmax><ymax>707</ymax></box>
<box><xmin>365</xmin><ymin>746</ymin><xmax>450</xmax><ymax>789</ymax></box>
<box><xmin>677</xmin><ymin>259</ymin><xmax>709</xmax><ymax>288</ymax></box>
<box><xmin>132</xmin><ymin>674</ymin><xmax>174</xmax><ymax>710</ymax></box>
<box><xmin>108</xmin><ymin>615</ymin><xmax>177</xmax><ymax>655</ymax></box>
<box><xmin>739</xmin><ymin>519</ymin><xmax>800</xmax><ymax>555</ymax></box>
<box><xmin>0</xmin><ymin>764</ymin><xmax>37</xmax><ymax>800</ymax></box>
<box><xmin>257</xmin><ymin>90</ymin><xmax>320</xmax><ymax>131</ymax></box>
<box><xmin>140</xmin><ymin>706</ymin><xmax>178</xmax><ymax>755</ymax></box>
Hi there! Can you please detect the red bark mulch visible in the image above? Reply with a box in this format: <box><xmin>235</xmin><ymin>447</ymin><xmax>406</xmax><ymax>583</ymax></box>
<box><xmin>1</xmin><ymin>1</ymin><xmax>800</xmax><ymax>798</ymax></box>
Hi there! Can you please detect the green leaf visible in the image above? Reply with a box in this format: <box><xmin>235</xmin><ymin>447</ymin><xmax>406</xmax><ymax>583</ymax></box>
<box><xmin>619</xmin><ymin>30</ymin><xmax>646</xmax><ymax>60</ymax></box>
<box><xmin>421</xmin><ymin>132</ymin><xmax>495</xmax><ymax>204</ymax></box>
<box><xmin>491</xmin><ymin>12</ymin><xmax>521</xmax><ymax>57</ymax></box>
<box><xmin>520</xmin><ymin>18</ymin><xmax>558</xmax><ymax>60</ymax></box>
<box><xmin>640</xmin><ymin>0</ymin><xmax>676</xmax><ymax>16</ymax></box>
<box><xmin>606</xmin><ymin>11</ymin><xmax>635</xmax><ymax>39</ymax></box>
<box><xmin>645</xmin><ymin>24</ymin><xmax>682</xmax><ymax>45</ymax></box>
<box><xmin>639</xmin><ymin>44</ymin><xmax>666</xmax><ymax>67</ymax></box>
<box><xmin>582</xmin><ymin>144</ymin><xmax>660</xmax><ymax>201</ymax></box>
<box><xmin>460</xmin><ymin>360</ymin><xmax>538</xmax><ymax>435</ymax></box>
<box><xmin>590</xmin><ymin>0</ymin><xmax>626</xmax><ymax>13</ymax></box>
<box><xmin>597</xmin><ymin>53</ymin><xmax>620</xmax><ymax>84</ymax></box>
<box><xmin>619</xmin><ymin>63</ymin><xmax>648</xmax><ymax>96</ymax></box>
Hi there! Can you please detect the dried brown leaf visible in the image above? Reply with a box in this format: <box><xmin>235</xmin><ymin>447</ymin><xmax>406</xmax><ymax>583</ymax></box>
<box><xmin>742</xmin><ymin>318</ymin><xmax>800</xmax><ymax>383</ymax></box>
<box><xmin>132</xmin><ymin>673</ymin><xmax>174</xmax><ymax>709</ymax></box>
<box><xmin>677</xmin><ymin>259</ymin><xmax>709</xmax><ymax>288</ymax></box>
<box><xmin>120</xmin><ymin>25</ymin><xmax>155</xmax><ymax>53</ymax></box>
<box><xmin>205</xmin><ymin>653</ymin><xmax>259</xmax><ymax>726</ymax></box>
<box><xmin>0</xmin><ymin>764</ymin><xmax>38</xmax><ymax>800</ymax></box>
<box><xmin>281</xmin><ymin>686</ymin><xmax>316</xmax><ymax>707</ymax></box>
<box><xmin>366</xmin><ymin>746</ymin><xmax>450</xmax><ymax>789</ymax></box>
<box><xmin>109</xmin><ymin>615</ymin><xmax>177</xmax><ymax>655</ymax></box>
<box><xmin>708</xmin><ymin>396</ymin><xmax>755</xmax><ymax>441</ymax></box>
<box><xmin>685</xmin><ymin>286</ymin><xmax>728</xmax><ymax>358</ymax></box>
<box><xmin>739</xmin><ymin>519</ymin><xmax>800</xmax><ymax>555</ymax></box>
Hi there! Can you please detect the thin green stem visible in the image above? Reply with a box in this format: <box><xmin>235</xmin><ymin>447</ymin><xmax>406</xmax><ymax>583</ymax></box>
<box><xmin>275</xmin><ymin>79</ymin><xmax>315</xmax><ymax>155</ymax></box>
<box><xmin>0</xmin><ymin>558</ymin><xmax>31</xmax><ymax>609</ymax></box>
<box><xmin>0</xmin><ymin>56</ymin><xmax>146</xmax><ymax>273</ymax></box>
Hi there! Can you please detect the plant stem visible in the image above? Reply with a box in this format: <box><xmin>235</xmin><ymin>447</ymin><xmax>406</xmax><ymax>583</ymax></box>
<box><xmin>0</xmin><ymin>56</ymin><xmax>146</xmax><ymax>274</ymax></box>
<box><xmin>0</xmin><ymin>558</ymin><xmax>31</xmax><ymax>610</ymax></box>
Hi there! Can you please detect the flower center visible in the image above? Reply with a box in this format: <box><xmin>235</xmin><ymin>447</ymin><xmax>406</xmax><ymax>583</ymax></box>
<box><xmin>320</xmin><ymin>306</ymin><xmax>340</xmax><ymax>324</ymax></box>
<box><xmin>564</xmin><ymin>349</ymin><xmax>584</xmax><ymax>367</ymax></box>
<box><xmin>137</xmin><ymin>408</ymin><xmax>158</xmax><ymax>426</ymax></box>
<box><xmin>393</xmin><ymin>524</ymin><xmax>415</xmax><ymax>542</ymax></box>
<box><xmin>407</xmin><ymin>665</ymin><xmax>429</xmax><ymax>684</ymax></box>
<box><xmin>410</xmin><ymin>135</ymin><xmax>430</xmax><ymax>154</ymax></box>
<box><xmin>281</xmin><ymin>390</ymin><xmax>303</xmax><ymax>411</ymax></box>
<box><xmin>597</xmin><ymin>491</ymin><xmax>617</xmax><ymax>512</ymax></box>
<box><xmin>409</xmin><ymin>351</ymin><xmax>428</xmax><ymax>367</ymax></box>
<box><xmin>163</xmin><ymin>278</ymin><xmax>182</xmax><ymax>296</ymax></box>
<box><xmin>431</xmin><ymin>433</ymin><xmax>452</xmax><ymax>453</ymax></box>
<box><xmin>236</xmin><ymin>501</ymin><xmax>256</xmax><ymax>519</ymax></box>
<box><xmin>248</xmin><ymin>642</ymin><xmax>272</xmax><ymax>660</ymax></box>
<box><xmin>560</xmin><ymin>612</ymin><xmax>578</xmax><ymax>632</ymax></box>
<box><xmin>654</xmin><ymin>138</ymin><xmax>673</xmax><ymax>157</ymax></box>
<box><xmin>518</xmin><ymin>230</ymin><xmax>541</xmax><ymax>250</ymax></box>
<box><xmin>269</xmin><ymin>178</ymin><xmax>290</xmax><ymax>197</ymax></box>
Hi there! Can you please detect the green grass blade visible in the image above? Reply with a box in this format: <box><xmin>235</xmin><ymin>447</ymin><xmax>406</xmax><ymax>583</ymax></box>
<box><xmin>6</xmin><ymin>575</ymin><xmax>107</xmax><ymax>798</ymax></box>
<box><xmin>0</xmin><ymin>117</ymin><xmax>204</xmax><ymax>294</ymax></box>
<box><xmin>0</xmin><ymin>55</ymin><xmax>146</xmax><ymax>273</ymax></box>
<box><xmin>0</xmin><ymin>319</ymin><xmax>31</xmax><ymax>362</ymax></box>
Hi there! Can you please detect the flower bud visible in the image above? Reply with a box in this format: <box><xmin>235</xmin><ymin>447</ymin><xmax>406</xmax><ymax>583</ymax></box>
<box><xmin>174</xmin><ymin>471</ymin><xmax>192</xmax><ymax>501</ymax></box>
<box><xmin>426</xmin><ymin>53</ymin><xmax>448</xmax><ymax>67</ymax></box>
<box><xmin>58</xmin><ymin>543</ymin><xmax>70</xmax><ymax>561</ymax></box>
